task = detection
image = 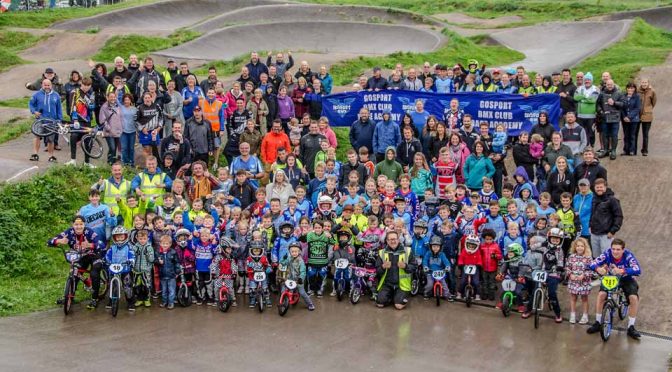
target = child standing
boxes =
[479,229,502,301]
[566,238,593,324]
[157,234,181,309]
[423,236,451,300]
[132,229,155,308]
[306,220,333,297]
[280,243,315,310]
[188,228,218,305]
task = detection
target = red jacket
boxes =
[479,242,502,272]
[246,255,270,280]
[458,248,483,267]
[219,257,236,276]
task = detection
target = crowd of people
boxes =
[36,50,653,340]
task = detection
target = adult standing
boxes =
[266,51,294,78]
[318,117,337,149]
[159,121,192,171]
[621,82,641,156]
[373,109,401,163]
[119,93,138,167]
[173,62,196,92]
[127,57,165,101]
[199,66,219,95]
[401,68,422,91]
[375,231,416,310]
[339,149,368,188]
[396,126,423,173]
[245,52,269,83]
[181,75,203,122]
[261,120,291,165]
[541,132,573,190]
[107,56,133,84]
[276,86,295,133]
[463,141,495,192]
[589,178,623,258]
[28,79,62,162]
[546,156,575,207]
[300,121,327,177]
[409,99,430,135]
[349,108,376,156]
[247,88,270,136]
[179,161,220,202]
[366,67,389,91]
[556,68,577,120]
[573,72,599,147]
[183,106,213,165]
[292,77,311,119]
[136,92,163,159]
[560,112,587,166]
[573,148,607,192]
[163,80,184,138]
[512,132,537,186]
[265,169,296,209]
[374,147,403,185]
[447,133,470,185]
[596,79,624,160]
[224,99,252,165]
[304,80,326,121]
[316,65,333,95]
[637,78,656,156]
[229,142,265,189]
[132,155,173,206]
[199,88,225,168]
[99,91,123,165]
[91,162,131,216]
[530,111,555,145]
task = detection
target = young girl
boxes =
[380,180,397,215]
[566,238,594,324]
[530,133,545,160]
[363,178,379,202]
[492,124,507,155]
[409,153,433,201]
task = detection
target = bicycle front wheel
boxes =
[31,119,59,137]
[110,279,120,317]
[63,276,75,315]
[533,289,543,329]
[81,135,104,159]
[601,302,614,342]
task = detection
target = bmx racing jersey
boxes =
[590,249,641,280]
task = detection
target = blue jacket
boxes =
[512,166,540,199]
[434,77,454,93]
[158,248,182,279]
[349,118,376,155]
[411,235,429,258]
[622,93,641,123]
[572,192,593,237]
[317,73,333,95]
[181,86,203,120]
[463,154,495,190]
[29,89,63,121]
[423,251,451,272]
[272,235,297,263]
[373,118,401,155]
[105,244,135,274]
[483,212,507,242]
[436,230,459,260]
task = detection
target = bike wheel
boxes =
[81,135,104,159]
[533,289,543,329]
[434,283,442,307]
[601,302,614,342]
[63,276,75,315]
[350,286,361,305]
[256,292,264,313]
[618,293,629,321]
[31,119,59,137]
[502,292,513,318]
[177,283,191,307]
[465,286,473,308]
[110,279,119,317]
[218,290,231,313]
[411,277,419,296]
[336,280,345,302]
[278,293,290,317]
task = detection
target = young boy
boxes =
[306,221,333,297]
[117,194,149,229]
[392,196,412,232]
[496,242,526,312]
[483,201,507,242]
[478,178,499,210]
[536,192,556,218]
[479,229,502,301]
[505,201,526,235]
[132,229,155,308]
[498,183,514,216]
[500,221,527,256]
[281,196,303,225]
[79,189,115,242]
[396,175,419,218]
[157,234,181,309]
[294,185,313,218]
[248,188,270,223]
[556,192,580,258]
[211,237,239,307]
[188,228,218,305]
[279,242,315,310]
[106,226,136,311]
[309,161,327,207]
[423,236,451,300]
[359,146,375,177]
[246,240,272,308]
[437,219,459,299]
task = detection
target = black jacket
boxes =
[396,138,423,168]
[512,142,537,183]
[589,188,623,235]
[557,80,577,114]
[159,135,192,170]
[573,160,607,192]
[375,246,416,287]
[530,122,555,145]
[339,161,368,188]
[230,181,256,210]
[545,170,575,206]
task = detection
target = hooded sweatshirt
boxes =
[373,146,403,184]
[512,166,540,199]
[373,112,401,155]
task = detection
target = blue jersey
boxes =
[590,249,641,280]
[296,198,313,219]
[105,244,135,274]
[423,251,451,272]
[78,203,115,241]
[272,236,298,263]
[188,240,218,272]
[411,235,430,259]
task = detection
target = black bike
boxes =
[31,118,104,159]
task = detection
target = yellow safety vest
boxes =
[377,247,412,291]
[519,86,536,95]
[103,178,130,214]
[476,84,497,92]
[139,172,166,206]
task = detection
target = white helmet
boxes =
[464,234,480,254]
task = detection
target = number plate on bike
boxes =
[253,271,266,282]
[335,259,349,269]
[601,275,619,291]
[532,270,547,283]
[354,267,367,277]
[502,279,517,292]
[285,280,297,290]
[109,263,124,274]
[66,252,80,262]
[432,270,445,280]
[464,265,477,275]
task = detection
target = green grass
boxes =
[0,97,31,109]
[0,166,124,316]
[0,0,157,28]
[301,0,672,27]
[329,28,524,85]
[0,117,32,145]
[0,30,50,72]
[92,28,201,61]
[574,18,672,86]
[334,127,351,162]
[192,54,249,77]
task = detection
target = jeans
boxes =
[106,137,119,164]
[622,121,638,154]
[120,132,136,166]
[161,278,176,305]
[600,121,619,152]
[591,234,613,258]
[70,131,91,163]
[307,265,328,292]
[639,122,651,154]
[577,118,595,147]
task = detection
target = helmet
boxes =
[288,242,301,252]
[318,195,333,210]
[468,59,478,67]
[111,225,129,246]
[249,240,265,259]
[464,234,480,254]
[336,228,352,242]
[429,236,442,247]
[506,243,523,261]
[425,196,440,218]
[414,220,428,232]
[547,228,564,248]
[175,228,191,247]
[279,221,294,236]
[219,236,237,250]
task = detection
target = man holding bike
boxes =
[586,239,642,339]
[48,215,106,309]
[28,78,63,163]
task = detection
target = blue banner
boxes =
[322,91,561,136]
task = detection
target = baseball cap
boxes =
[578,178,590,187]
[45,67,55,74]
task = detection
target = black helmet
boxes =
[425,196,440,217]
[429,236,442,247]
[249,240,265,259]
[279,221,294,235]
[336,228,352,241]
[219,236,237,249]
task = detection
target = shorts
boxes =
[600,278,638,298]
[37,133,56,144]
[214,131,222,148]
[377,283,409,306]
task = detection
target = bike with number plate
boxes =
[217,274,235,313]
[599,274,630,342]
[500,277,518,317]
[176,271,193,307]
[431,270,447,307]
[334,258,351,301]
[463,265,478,307]
[410,257,426,297]
[350,266,377,305]
[277,278,301,317]
[59,248,108,315]
[252,270,268,313]
[530,269,550,329]
[108,261,131,317]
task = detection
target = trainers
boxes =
[29,154,39,161]
[86,299,98,309]
[48,156,57,163]
[517,305,526,313]
[521,312,531,319]
[56,298,65,305]
[475,295,481,301]
[316,290,323,298]
[196,300,203,305]
[105,301,112,309]
[330,289,336,297]
[65,159,76,166]
[579,314,589,325]
[424,296,430,301]
[456,293,462,300]
[244,287,250,294]
[307,290,314,296]
[627,325,641,340]
[143,300,151,307]
[128,304,135,312]
[308,304,315,311]
[237,287,244,294]
[495,302,503,309]
[167,304,175,310]
[586,321,601,334]
[135,300,143,307]
[569,313,576,324]
[248,302,255,308]
[84,162,96,169]
[232,301,238,307]
[208,301,216,307]
[449,294,456,301]
[555,315,563,323]
[265,300,272,308]
[159,303,166,308]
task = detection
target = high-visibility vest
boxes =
[476,84,497,92]
[557,208,577,236]
[377,247,412,291]
[139,172,166,206]
[199,98,223,132]
[519,86,536,95]
[103,178,130,214]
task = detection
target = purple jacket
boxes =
[277,95,295,120]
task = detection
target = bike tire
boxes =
[218,290,231,313]
[465,286,473,308]
[256,292,264,313]
[601,302,614,342]
[618,293,629,321]
[63,276,75,315]
[411,277,419,296]
[177,283,191,307]
[502,292,513,317]
[278,293,290,317]
[533,289,543,329]
[81,135,104,159]
[350,286,361,305]
[336,280,345,302]
[110,279,119,317]
[31,119,59,138]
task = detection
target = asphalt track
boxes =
[598,5,672,31]
[156,22,444,61]
[0,296,669,371]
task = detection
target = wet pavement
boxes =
[0,295,669,371]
